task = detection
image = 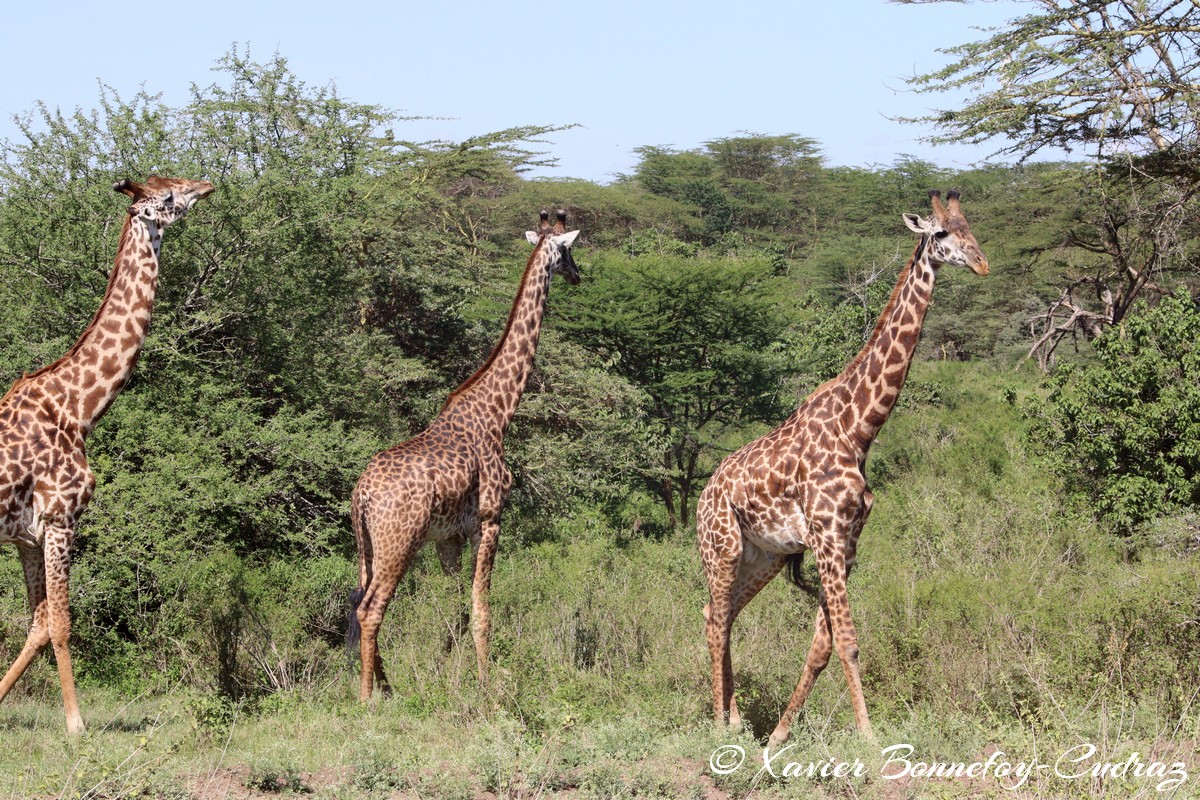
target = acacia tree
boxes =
[0,47,605,692]
[559,251,794,528]
[903,0,1200,368]
[630,134,826,247]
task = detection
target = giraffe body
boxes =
[697,191,988,745]
[349,211,579,701]
[0,177,214,734]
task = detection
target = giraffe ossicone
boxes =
[696,189,988,745]
[348,209,581,701]
[0,176,214,735]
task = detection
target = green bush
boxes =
[1028,291,1200,537]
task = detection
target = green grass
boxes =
[2,362,1199,798]
[1,687,1194,799]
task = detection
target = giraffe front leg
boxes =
[469,465,510,689]
[817,547,874,740]
[0,545,52,708]
[42,520,84,735]
[470,520,500,687]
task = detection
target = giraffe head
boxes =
[525,209,581,285]
[113,175,215,228]
[902,190,989,276]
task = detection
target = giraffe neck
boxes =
[838,237,935,453]
[45,212,162,434]
[442,242,554,437]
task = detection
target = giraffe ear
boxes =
[525,231,540,246]
[902,213,928,234]
[552,230,580,248]
[113,179,138,198]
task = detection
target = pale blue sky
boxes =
[0,0,1025,182]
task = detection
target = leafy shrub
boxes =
[1027,291,1200,537]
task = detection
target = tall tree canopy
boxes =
[904,0,1200,367]
[559,251,795,528]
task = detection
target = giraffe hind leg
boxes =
[725,544,787,729]
[347,491,370,660]
[699,501,739,727]
[699,494,787,730]
[771,544,873,746]
[354,506,429,702]
[0,545,52,707]
[703,588,734,725]
[355,574,397,701]
[346,586,366,660]
[703,546,788,730]
[1,532,84,735]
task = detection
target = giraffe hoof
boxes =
[767,729,790,750]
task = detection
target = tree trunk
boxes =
[661,449,678,529]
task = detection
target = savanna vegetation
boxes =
[2,2,1200,793]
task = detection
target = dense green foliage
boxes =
[559,250,794,526]
[1029,292,1200,536]
[0,47,1197,789]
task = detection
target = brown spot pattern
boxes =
[350,214,580,701]
[695,192,988,746]
[0,176,213,735]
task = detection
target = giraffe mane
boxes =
[835,237,921,381]
[443,234,548,405]
[0,213,142,406]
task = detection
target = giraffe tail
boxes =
[346,496,368,659]
[785,552,821,600]
[346,586,366,655]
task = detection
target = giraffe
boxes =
[348,210,580,700]
[696,190,988,745]
[0,176,214,734]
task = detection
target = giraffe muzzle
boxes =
[561,249,580,285]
